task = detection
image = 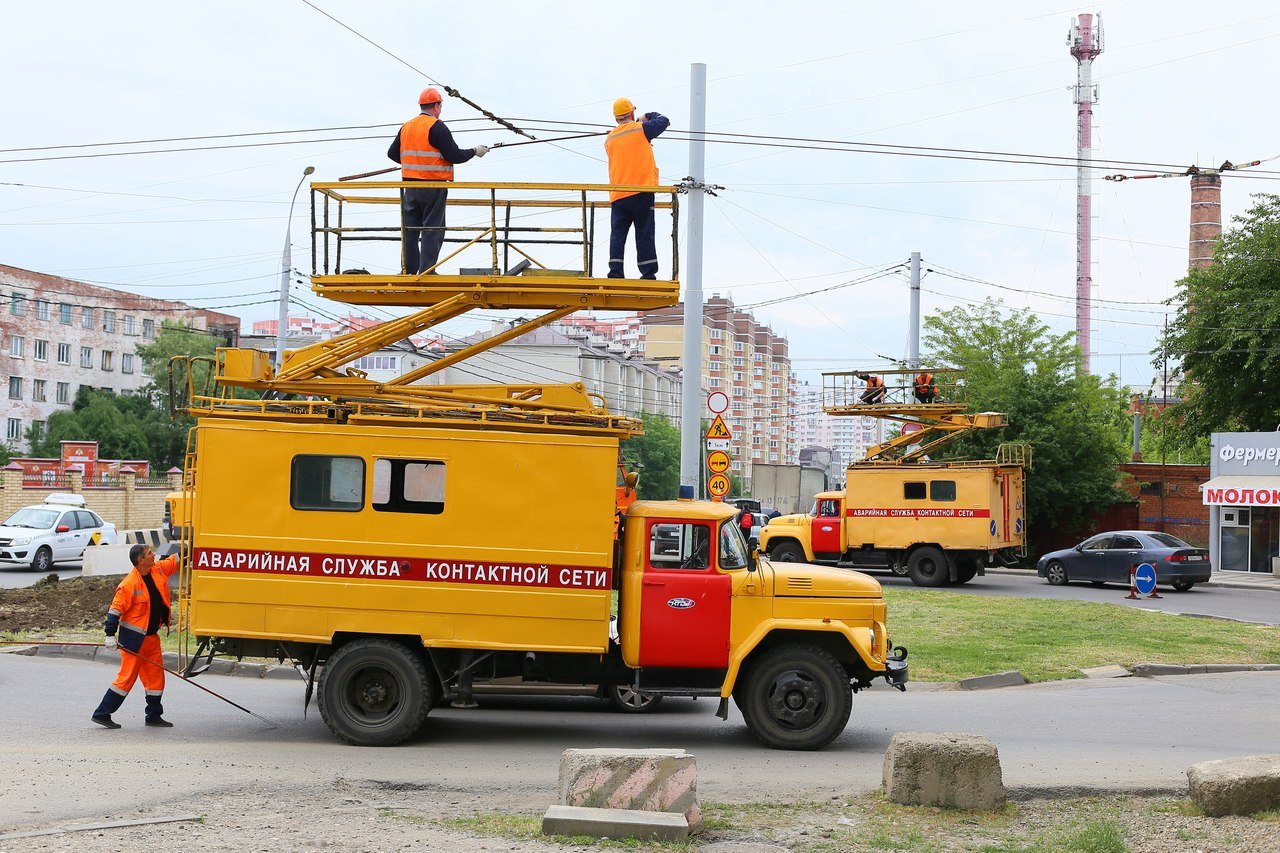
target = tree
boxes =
[1161,193,1280,438]
[28,387,150,461]
[923,299,1131,555]
[627,412,681,500]
[136,321,220,415]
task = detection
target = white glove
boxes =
[472,145,489,158]
[104,636,117,650]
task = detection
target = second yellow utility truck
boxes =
[171,180,907,750]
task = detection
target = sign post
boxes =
[705,394,732,501]
[1128,562,1162,600]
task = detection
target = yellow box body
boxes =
[188,418,619,654]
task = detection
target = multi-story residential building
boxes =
[794,379,883,485]
[1,264,239,452]
[564,295,794,487]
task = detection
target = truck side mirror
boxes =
[748,548,759,572]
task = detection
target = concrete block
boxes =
[541,805,688,842]
[883,732,1006,810]
[1132,663,1189,677]
[264,665,301,680]
[558,748,701,829]
[232,663,267,678]
[1189,754,1280,816]
[957,670,1026,690]
[54,644,99,661]
[81,544,133,576]
[1079,665,1131,679]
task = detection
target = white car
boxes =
[0,494,117,572]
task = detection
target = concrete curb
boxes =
[1132,663,1280,677]
[957,670,1026,690]
[985,566,1280,594]
[2,644,295,679]
[542,805,689,842]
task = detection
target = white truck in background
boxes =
[750,463,829,516]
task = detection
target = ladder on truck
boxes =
[822,368,1022,464]
[171,180,682,439]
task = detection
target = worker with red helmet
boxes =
[91,544,180,729]
[605,97,669,280]
[387,87,490,274]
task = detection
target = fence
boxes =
[1,466,182,531]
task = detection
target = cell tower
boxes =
[1069,12,1103,371]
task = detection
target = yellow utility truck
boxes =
[760,370,1028,586]
[171,181,907,750]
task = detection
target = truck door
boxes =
[639,520,731,668]
[810,497,843,555]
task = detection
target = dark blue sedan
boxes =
[1036,530,1212,592]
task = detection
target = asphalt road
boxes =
[0,561,83,587]
[3,653,1280,833]
[877,569,1280,625]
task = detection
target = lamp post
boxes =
[276,166,315,370]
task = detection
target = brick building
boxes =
[2,264,239,452]
[1116,462,1209,547]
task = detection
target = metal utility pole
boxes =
[679,63,707,499]
[1069,12,1103,372]
[276,165,315,370]
[907,252,921,369]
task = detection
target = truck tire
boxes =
[770,542,806,564]
[606,685,664,713]
[954,556,980,585]
[318,638,432,746]
[907,546,950,587]
[739,643,852,751]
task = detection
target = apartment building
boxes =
[1,264,239,451]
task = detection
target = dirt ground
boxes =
[0,575,116,633]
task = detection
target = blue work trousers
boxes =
[608,193,658,279]
[401,186,448,274]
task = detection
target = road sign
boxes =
[706,415,732,440]
[707,450,731,474]
[707,473,731,497]
[1133,563,1157,596]
[705,438,731,452]
[707,391,729,415]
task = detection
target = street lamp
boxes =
[275,166,316,370]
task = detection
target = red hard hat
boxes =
[419,87,443,106]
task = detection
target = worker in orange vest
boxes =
[913,371,938,403]
[604,97,669,280]
[91,544,180,728]
[857,373,886,404]
[387,87,489,274]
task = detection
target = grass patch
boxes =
[884,588,1280,682]
[1147,798,1203,817]
[1253,809,1280,823]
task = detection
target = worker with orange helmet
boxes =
[91,544,180,729]
[387,87,490,274]
[604,97,669,280]
[913,371,938,403]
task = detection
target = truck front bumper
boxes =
[885,645,908,691]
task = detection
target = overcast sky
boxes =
[3,0,1278,392]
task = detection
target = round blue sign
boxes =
[1133,563,1157,596]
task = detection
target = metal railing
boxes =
[822,368,967,414]
[309,181,680,280]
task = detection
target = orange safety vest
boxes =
[866,375,883,388]
[399,115,454,181]
[605,121,658,202]
[108,555,179,645]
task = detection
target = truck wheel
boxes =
[907,547,950,587]
[739,643,852,751]
[606,685,664,713]
[318,638,432,746]
[770,542,806,564]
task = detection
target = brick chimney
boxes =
[1189,171,1222,269]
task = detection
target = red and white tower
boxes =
[1070,12,1104,371]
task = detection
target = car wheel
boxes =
[770,542,806,563]
[31,546,53,573]
[739,643,852,751]
[906,546,950,587]
[1171,579,1195,592]
[318,638,431,746]
[606,685,664,713]
[1044,560,1068,586]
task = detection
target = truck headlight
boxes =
[869,628,877,656]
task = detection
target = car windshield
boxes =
[719,520,751,569]
[3,508,59,529]
[1147,532,1192,549]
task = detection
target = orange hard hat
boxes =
[613,97,636,117]
[419,87,443,106]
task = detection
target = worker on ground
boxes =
[91,544,180,729]
[604,98,669,280]
[387,87,489,275]
[913,371,938,403]
[857,373,886,404]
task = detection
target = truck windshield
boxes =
[719,520,750,569]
